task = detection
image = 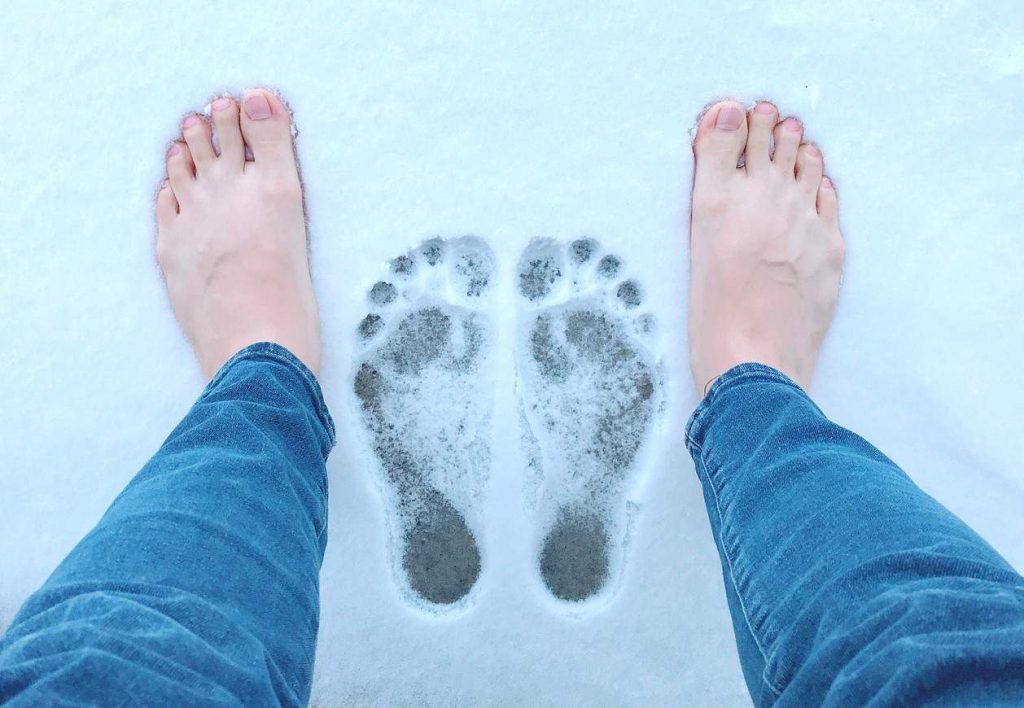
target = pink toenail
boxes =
[212,97,232,111]
[805,144,821,157]
[715,106,744,131]
[243,93,272,120]
[784,117,802,131]
[822,176,834,189]
[755,102,775,114]
[167,143,181,156]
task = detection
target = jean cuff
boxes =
[685,362,808,452]
[200,342,336,450]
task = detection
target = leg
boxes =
[687,364,1024,704]
[688,100,1024,704]
[0,345,333,706]
[0,90,331,706]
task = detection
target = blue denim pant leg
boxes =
[686,363,1024,706]
[0,343,334,707]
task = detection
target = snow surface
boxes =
[2,1,1023,705]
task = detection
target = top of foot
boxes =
[688,100,845,394]
[155,88,320,379]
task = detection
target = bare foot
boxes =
[156,89,320,379]
[688,100,845,395]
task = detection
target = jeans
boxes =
[0,344,334,706]
[0,349,1022,705]
[687,363,1024,705]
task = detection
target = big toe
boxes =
[692,100,748,185]
[240,88,296,166]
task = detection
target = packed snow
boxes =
[1,2,1022,705]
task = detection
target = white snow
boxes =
[1,1,1022,705]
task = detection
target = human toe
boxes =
[692,100,749,184]
[181,114,216,170]
[772,117,803,174]
[239,88,296,166]
[796,143,824,194]
[156,180,177,224]
[745,101,777,173]
[165,141,194,198]
[211,96,245,168]
[816,176,839,222]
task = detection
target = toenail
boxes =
[755,102,775,114]
[167,143,181,156]
[784,117,802,132]
[715,106,744,131]
[822,176,834,189]
[183,115,201,129]
[212,97,232,111]
[805,144,821,157]
[243,93,272,120]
